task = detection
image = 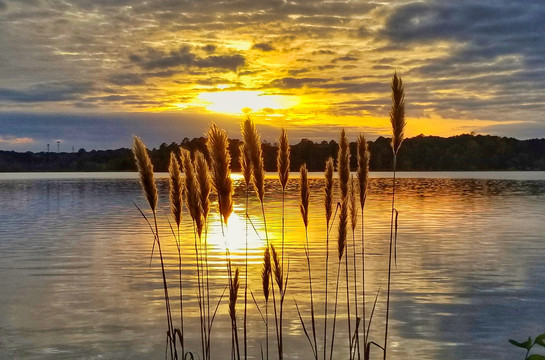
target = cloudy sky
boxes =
[1,0,544,151]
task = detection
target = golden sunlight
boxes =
[207,211,265,253]
[198,90,300,115]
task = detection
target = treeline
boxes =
[1,134,545,172]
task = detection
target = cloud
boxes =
[268,77,328,89]
[131,45,245,72]
[0,135,34,145]
[108,73,146,86]
[252,42,275,52]
[0,81,95,103]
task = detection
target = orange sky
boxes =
[0,1,544,150]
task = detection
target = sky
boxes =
[1,0,544,152]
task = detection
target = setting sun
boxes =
[197,90,300,115]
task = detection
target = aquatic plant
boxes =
[509,334,545,360]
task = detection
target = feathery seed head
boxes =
[357,134,370,208]
[168,152,183,227]
[181,148,204,237]
[277,128,290,190]
[239,143,251,186]
[194,151,211,220]
[299,163,310,228]
[242,117,265,203]
[262,247,271,301]
[206,124,234,224]
[132,136,158,212]
[229,266,240,320]
[337,129,350,200]
[390,72,406,156]
[270,244,283,293]
[324,157,334,225]
[338,200,348,260]
[349,176,358,231]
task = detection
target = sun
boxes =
[197,90,299,115]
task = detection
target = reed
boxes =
[206,124,234,226]
[133,136,157,212]
[239,142,251,360]
[298,163,317,358]
[384,72,406,360]
[169,152,185,358]
[262,247,272,360]
[330,129,351,360]
[242,117,265,205]
[195,150,212,359]
[349,175,360,360]
[181,149,204,237]
[270,243,288,360]
[180,148,207,358]
[357,134,370,360]
[323,157,334,360]
[277,128,290,360]
[228,262,241,360]
[133,136,176,359]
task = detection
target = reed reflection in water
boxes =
[0,173,544,359]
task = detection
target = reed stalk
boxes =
[277,128,290,360]
[169,152,185,358]
[239,143,251,360]
[384,72,406,360]
[349,176,360,360]
[357,134,370,360]
[262,247,272,360]
[133,136,176,359]
[195,150,212,359]
[299,164,318,358]
[323,157,334,360]
[228,260,241,360]
[181,148,207,359]
[242,117,279,358]
[331,129,350,360]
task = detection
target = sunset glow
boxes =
[1,1,544,151]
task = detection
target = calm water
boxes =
[1,172,544,360]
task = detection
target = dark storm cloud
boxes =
[131,45,245,72]
[0,82,95,103]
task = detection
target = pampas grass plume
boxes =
[206,124,234,224]
[270,244,283,293]
[169,151,183,227]
[277,128,290,190]
[262,247,271,301]
[242,117,265,203]
[349,176,358,231]
[357,134,370,208]
[239,143,251,186]
[300,163,309,228]
[132,136,157,211]
[337,129,350,200]
[390,72,406,156]
[194,151,211,220]
[181,148,204,237]
[324,157,334,225]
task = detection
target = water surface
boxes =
[0,172,544,359]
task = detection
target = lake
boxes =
[1,172,544,360]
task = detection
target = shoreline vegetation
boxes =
[2,134,545,172]
[132,73,406,360]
